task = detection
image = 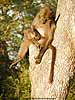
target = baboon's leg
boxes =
[35,38,48,64]
[48,44,56,84]
[10,39,30,68]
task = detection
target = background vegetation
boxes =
[0,0,75,100]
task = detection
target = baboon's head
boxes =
[34,6,55,24]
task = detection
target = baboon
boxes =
[10,6,60,84]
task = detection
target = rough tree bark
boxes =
[29,0,75,100]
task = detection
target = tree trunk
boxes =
[29,0,75,99]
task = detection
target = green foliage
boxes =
[66,73,75,100]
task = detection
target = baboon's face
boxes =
[36,7,52,24]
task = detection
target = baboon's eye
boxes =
[43,19,47,24]
[49,21,52,27]
[39,15,41,18]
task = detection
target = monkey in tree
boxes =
[31,6,60,83]
[31,6,57,64]
[10,6,52,67]
[10,6,60,84]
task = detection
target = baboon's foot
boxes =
[48,75,53,84]
[35,57,42,64]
